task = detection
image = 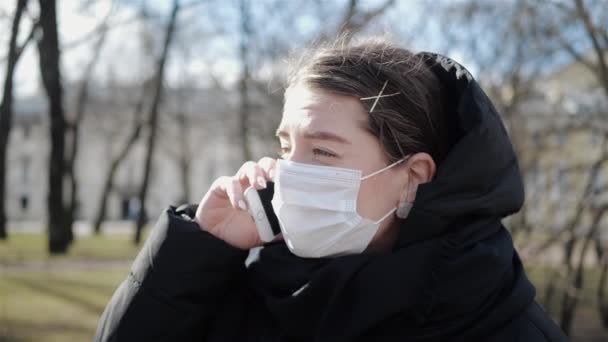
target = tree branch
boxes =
[523,133,608,258]
[574,0,608,97]
[338,0,395,37]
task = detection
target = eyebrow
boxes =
[275,128,352,145]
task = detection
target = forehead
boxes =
[280,85,367,130]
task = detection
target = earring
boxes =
[396,201,413,219]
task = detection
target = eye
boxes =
[313,148,336,158]
[277,146,291,158]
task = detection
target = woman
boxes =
[95,38,567,341]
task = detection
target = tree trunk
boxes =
[176,110,191,204]
[134,0,180,244]
[93,94,145,235]
[0,0,30,240]
[559,207,606,335]
[37,0,70,254]
[542,266,561,316]
[595,238,608,328]
[238,0,252,163]
[179,156,191,204]
[65,22,108,234]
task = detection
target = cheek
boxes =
[356,174,401,220]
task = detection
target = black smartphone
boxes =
[243,181,281,242]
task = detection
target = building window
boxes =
[121,197,130,220]
[121,197,140,221]
[20,194,29,211]
[21,156,30,185]
[23,124,31,139]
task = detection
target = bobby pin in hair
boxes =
[360,80,400,113]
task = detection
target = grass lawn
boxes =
[0,233,143,265]
[1,267,129,342]
[0,233,141,341]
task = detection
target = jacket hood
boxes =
[247,52,534,342]
[397,52,525,247]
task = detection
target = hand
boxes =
[194,157,277,250]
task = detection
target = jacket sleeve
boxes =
[94,204,248,342]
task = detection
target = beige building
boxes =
[5,84,267,232]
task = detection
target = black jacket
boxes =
[95,54,568,341]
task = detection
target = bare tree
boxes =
[0,0,36,240]
[237,0,253,162]
[65,14,110,235]
[569,0,607,97]
[556,136,608,335]
[37,0,70,253]
[337,0,396,38]
[429,0,608,337]
[93,86,147,235]
[92,4,156,235]
[533,0,608,98]
[134,0,181,244]
[521,1,607,335]
[561,204,608,334]
[163,82,196,205]
[596,236,608,327]
[175,110,193,204]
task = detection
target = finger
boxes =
[237,161,266,190]
[258,157,277,181]
[228,176,247,211]
[247,163,267,190]
[236,161,257,187]
[211,176,231,200]
[219,176,247,211]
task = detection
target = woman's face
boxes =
[276,84,409,251]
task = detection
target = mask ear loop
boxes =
[361,158,406,180]
[373,207,398,225]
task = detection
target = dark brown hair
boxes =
[286,37,450,166]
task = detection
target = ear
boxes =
[398,152,436,204]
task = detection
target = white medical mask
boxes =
[271,158,407,258]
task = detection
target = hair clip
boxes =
[360,80,401,113]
